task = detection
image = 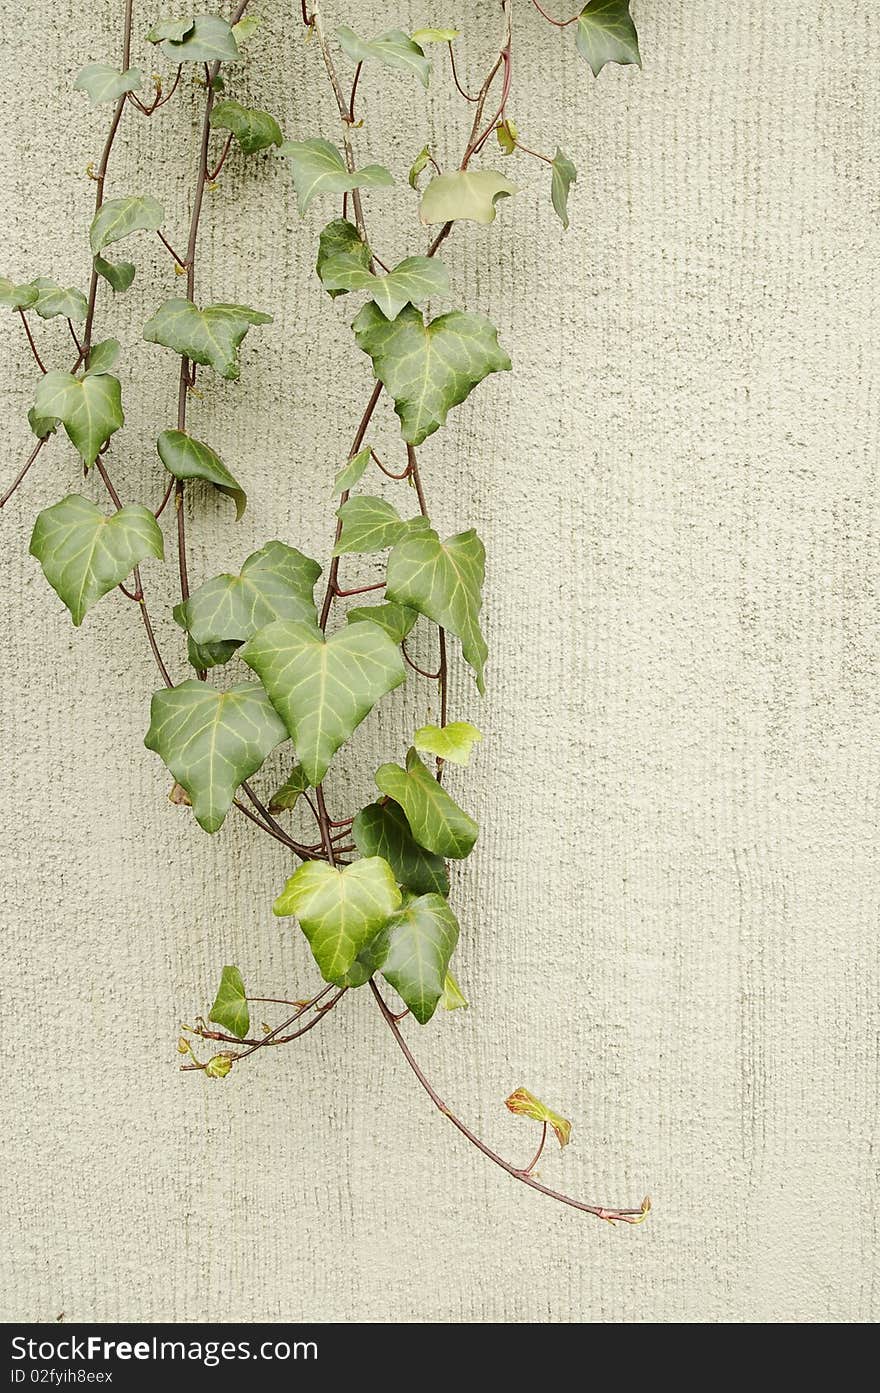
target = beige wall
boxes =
[1,0,877,1324]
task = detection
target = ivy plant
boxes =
[2,0,651,1228]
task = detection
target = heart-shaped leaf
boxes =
[550,147,577,228]
[333,496,429,556]
[361,892,459,1023]
[316,218,371,298]
[74,63,143,104]
[0,278,39,310]
[241,620,407,785]
[574,0,641,77]
[353,799,449,896]
[209,965,249,1039]
[157,429,246,519]
[84,338,120,376]
[33,369,124,467]
[346,601,418,644]
[149,15,241,63]
[273,857,401,983]
[94,255,135,293]
[89,194,164,256]
[143,298,272,379]
[319,252,450,322]
[419,169,517,225]
[504,1087,572,1149]
[144,680,287,833]
[337,27,431,88]
[279,138,394,215]
[209,99,283,154]
[413,721,482,766]
[386,526,487,691]
[28,278,88,321]
[374,749,478,859]
[30,494,163,626]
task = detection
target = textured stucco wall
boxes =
[1,0,877,1324]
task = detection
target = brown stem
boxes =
[530,0,580,26]
[157,229,187,267]
[0,439,45,508]
[311,9,368,245]
[233,984,340,1061]
[448,41,480,102]
[318,379,383,629]
[521,1122,548,1175]
[206,130,234,182]
[18,309,46,372]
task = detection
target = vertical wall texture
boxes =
[1,1,877,1323]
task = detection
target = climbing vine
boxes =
[2,0,650,1225]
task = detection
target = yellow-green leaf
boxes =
[273,857,401,983]
[209,965,249,1039]
[441,970,468,1011]
[419,169,517,225]
[413,721,482,766]
[504,1087,572,1148]
[374,748,478,860]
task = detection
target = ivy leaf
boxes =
[186,636,239,671]
[84,338,120,376]
[411,28,459,44]
[157,429,246,520]
[209,99,283,155]
[496,117,518,156]
[413,721,482,766]
[419,169,517,225]
[337,27,431,88]
[28,405,57,441]
[241,620,406,786]
[374,749,478,859]
[574,0,641,77]
[33,370,123,467]
[353,303,511,447]
[150,15,241,63]
[144,680,286,834]
[333,445,371,494]
[362,892,459,1024]
[173,540,321,661]
[386,526,487,691]
[74,63,143,104]
[550,147,577,229]
[268,763,310,814]
[353,799,449,896]
[316,218,370,298]
[346,602,418,644]
[504,1087,572,1149]
[209,965,249,1039]
[143,298,272,380]
[0,278,39,310]
[273,857,401,984]
[441,970,468,1010]
[231,15,260,44]
[89,194,164,256]
[320,253,450,322]
[94,255,135,293]
[29,494,163,626]
[146,18,192,42]
[408,145,431,190]
[28,278,88,322]
[332,496,429,556]
[279,138,394,216]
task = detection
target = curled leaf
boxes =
[504,1087,572,1149]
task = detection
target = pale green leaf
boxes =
[413,720,481,765]
[150,15,241,63]
[157,428,246,520]
[353,799,449,896]
[575,0,641,77]
[551,147,577,229]
[352,303,510,446]
[316,218,371,298]
[0,278,38,310]
[504,1086,572,1148]
[273,857,401,983]
[209,965,249,1039]
[28,278,88,321]
[146,18,192,42]
[333,445,371,494]
[386,526,487,691]
[332,496,429,556]
[441,969,468,1010]
[33,369,123,467]
[74,63,143,104]
[205,1053,234,1077]
[419,169,517,225]
[361,892,459,1023]
[84,338,120,376]
[408,145,431,189]
[374,748,478,859]
[319,252,450,322]
[337,27,431,88]
[231,15,260,43]
[242,620,406,785]
[209,98,282,154]
[143,298,272,379]
[94,255,135,293]
[411,28,459,43]
[346,602,418,643]
[268,763,310,812]
[29,494,163,626]
[279,138,394,216]
[496,117,518,156]
[89,194,164,256]
[144,680,286,833]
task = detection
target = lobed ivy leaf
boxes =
[29,494,163,626]
[146,18,192,42]
[419,169,517,225]
[143,298,272,379]
[316,218,370,298]
[157,429,247,519]
[411,28,459,44]
[386,526,487,691]
[346,601,418,644]
[0,278,39,310]
[28,278,88,322]
[144,680,287,833]
[319,252,450,322]
[374,749,478,859]
[74,63,143,104]
[209,99,283,155]
[361,892,459,1023]
[94,255,135,293]
[241,619,406,786]
[441,970,468,1011]
[83,339,120,377]
[279,138,394,216]
[574,0,641,77]
[353,303,511,447]
[89,194,164,256]
[273,857,401,984]
[209,965,249,1039]
[353,799,449,896]
[333,445,372,494]
[504,1087,572,1149]
[550,147,577,229]
[332,496,429,556]
[413,721,482,766]
[268,763,310,814]
[337,27,431,88]
[149,15,241,63]
[33,369,123,467]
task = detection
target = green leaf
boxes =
[231,15,260,43]
[333,445,371,494]
[89,194,164,256]
[413,721,482,766]
[205,1053,234,1078]
[441,970,468,1010]
[386,526,487,691]
[352,799,449,896]
[157,428,246,520]
[316,218,371,299]
[320,253,450,322]
[419,169,517,225]
[94,255,135,293]
[209,965,249,1039]
[346,602,418,643]
[273,857,401,983]
[242,620,406,785]
[550,147,577,229]
[173,540,321,661]
[279,138,394,216]
[374,748,478,859]
[268,763,310,813]
[574,0,641,77]
[209,99,282,154]
[496,117,518,156]
[337,27,431,87]
[84,338,120,376]
[28,278,88,322]
[186,636,239,671]
[144,680,286,834]
[408,145,431,190]
[28,405,57,441]
[33,370,123,467]
[504,1087,572,1148]
[143,298,272,379]
[332,496,429,556]
[146,18,192,42]
[411,28,459,43]
[361,892,459,1023]
[29,494,163,626]
[150,15,241,63]
[74,63,142,104]
[353,303,511,447]
[0,277,39,310]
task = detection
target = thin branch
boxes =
[17,309,46,372]
[448,41,480,102]
[521,1122,548,1175]
[530,0,581,26]
[333,578,385,598]
[401,640,441,680]
[156,229,187,267]
[154,475,175,519]
[371,448,410,481]
[206,130,234,182]
[0,439,45,509]
[66,317,84,355]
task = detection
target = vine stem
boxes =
[17,310,46,372]
[310,8,368,246]
[0,439,45,509]
[530,0,581,25]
